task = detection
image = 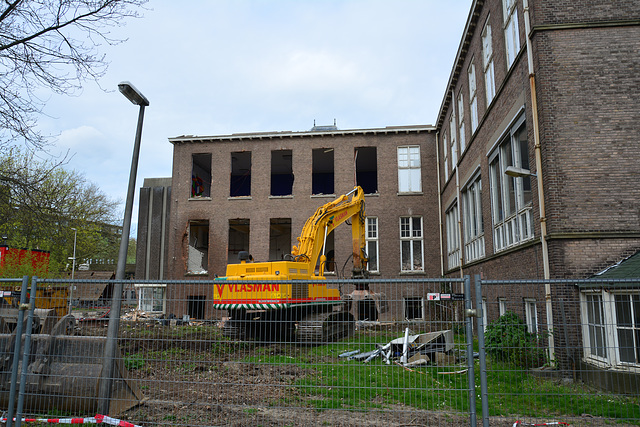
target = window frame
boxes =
[443,132,449,178]
[462,174,485,262]
[503,0,520,68]
[365,216,379,273]
[489,113,533,252]
[445,202,461,269]
[449,115,457,168]
[458,91,466,154]
[468,60,479,133]
[482,18,496,106]
[524,298,538,335]
[397,145,422,194]
[399,216,424,273]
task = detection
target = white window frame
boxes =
[449,115,457,169]
[499,298,507,316]
[458,91,466,153]
[404,296,425,320]
[489,114,533,252]
[580,290,640,369]
[482,18,496,106]
[445,202,461,269]
[524,298,538,334]
[503,0,520,68]
[443,132,449,178]
[136,283,166,314]
[397,145,422,193]
[482,298,488,331]
[462,174,485,262]
[399,216,424,272]
[365,216,379,273]
[468,61,479,133]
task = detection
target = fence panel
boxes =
[1,277,474,426]
[477,277,640,426]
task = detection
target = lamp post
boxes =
[68,227,77,313]
[98,82,149,415]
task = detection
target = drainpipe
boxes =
[435,131,445,277]
[523,0,555,362]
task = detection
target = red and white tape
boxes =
[1,414,141,426]
[513,422,570,426]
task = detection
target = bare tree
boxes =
[0,0,147,149]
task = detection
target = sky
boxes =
[34,0,471,234]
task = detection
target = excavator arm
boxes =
[291,186,367,277]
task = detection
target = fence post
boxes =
[474,274,489,427]
[6,276,29,427]
[464,275,477,427]
[14,276,38,427]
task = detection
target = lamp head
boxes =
[118,81,149,106]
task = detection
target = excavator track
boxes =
[296,310,355,344]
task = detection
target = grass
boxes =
[239,330,640,423]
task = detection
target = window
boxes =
[188,221,208,274]
[405,297,424,320]
[524,299,538,334]
[137,285,166,313]
[445,203,460,269]
[443,132,449,178]
[462,176,485,262]
[355,147,377,194]
[482,19,496,106]
[584,293,607,360]
[230,151,251,197]
[499,298,507,316]
[581,290,640,368]
[458,92,466,153]
[191,153,211,198]
[397,146,422,193]
[482,298,488,331]
[227,219,250,264]
[269,218,291,261]
[449,115,457,168]
[312,148,334,195]
[365,217,379,273]
[468,61,479,133]
[400,216,424,272]
[271,150,293,196]
[489,115,533,252]
[503,0,520,68]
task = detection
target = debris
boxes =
[338,349,360,358]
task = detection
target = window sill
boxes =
[311,194,336,198]
[227,196,252,201]
[185,271,209,276]
[399,270,426,275]
[397,191,423,196]
[188,196,212,201]
[269,195,293,199]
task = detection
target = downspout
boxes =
[523,0,555,362]
[435,131,445,277]
[452,90,464,282]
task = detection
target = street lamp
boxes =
[99,82,149,414]
[68,227,77,313]
[504,165,537,178]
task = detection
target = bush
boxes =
[484,311,547,368]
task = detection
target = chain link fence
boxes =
[1,276,639,426]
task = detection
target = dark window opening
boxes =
[269,218,291,260]
[312,148,334,195]
[271,150,294,196]
[230,151,251,197]
[228,219,250,264]
[315,231,335,273]
[355,147,377,194]
[191,153,211,197]
[188,221,209,274]
[357,299,379,321]
[187,295,206,320]
[405,297,423,320]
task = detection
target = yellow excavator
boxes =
[215,186,379,342]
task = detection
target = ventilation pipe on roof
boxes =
[523,0,554,362]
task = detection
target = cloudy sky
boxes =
[35,0,471,233]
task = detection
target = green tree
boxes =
[0,149,119,275]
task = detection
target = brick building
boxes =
[141,0,639,371]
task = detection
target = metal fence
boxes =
[1,276,639,426]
